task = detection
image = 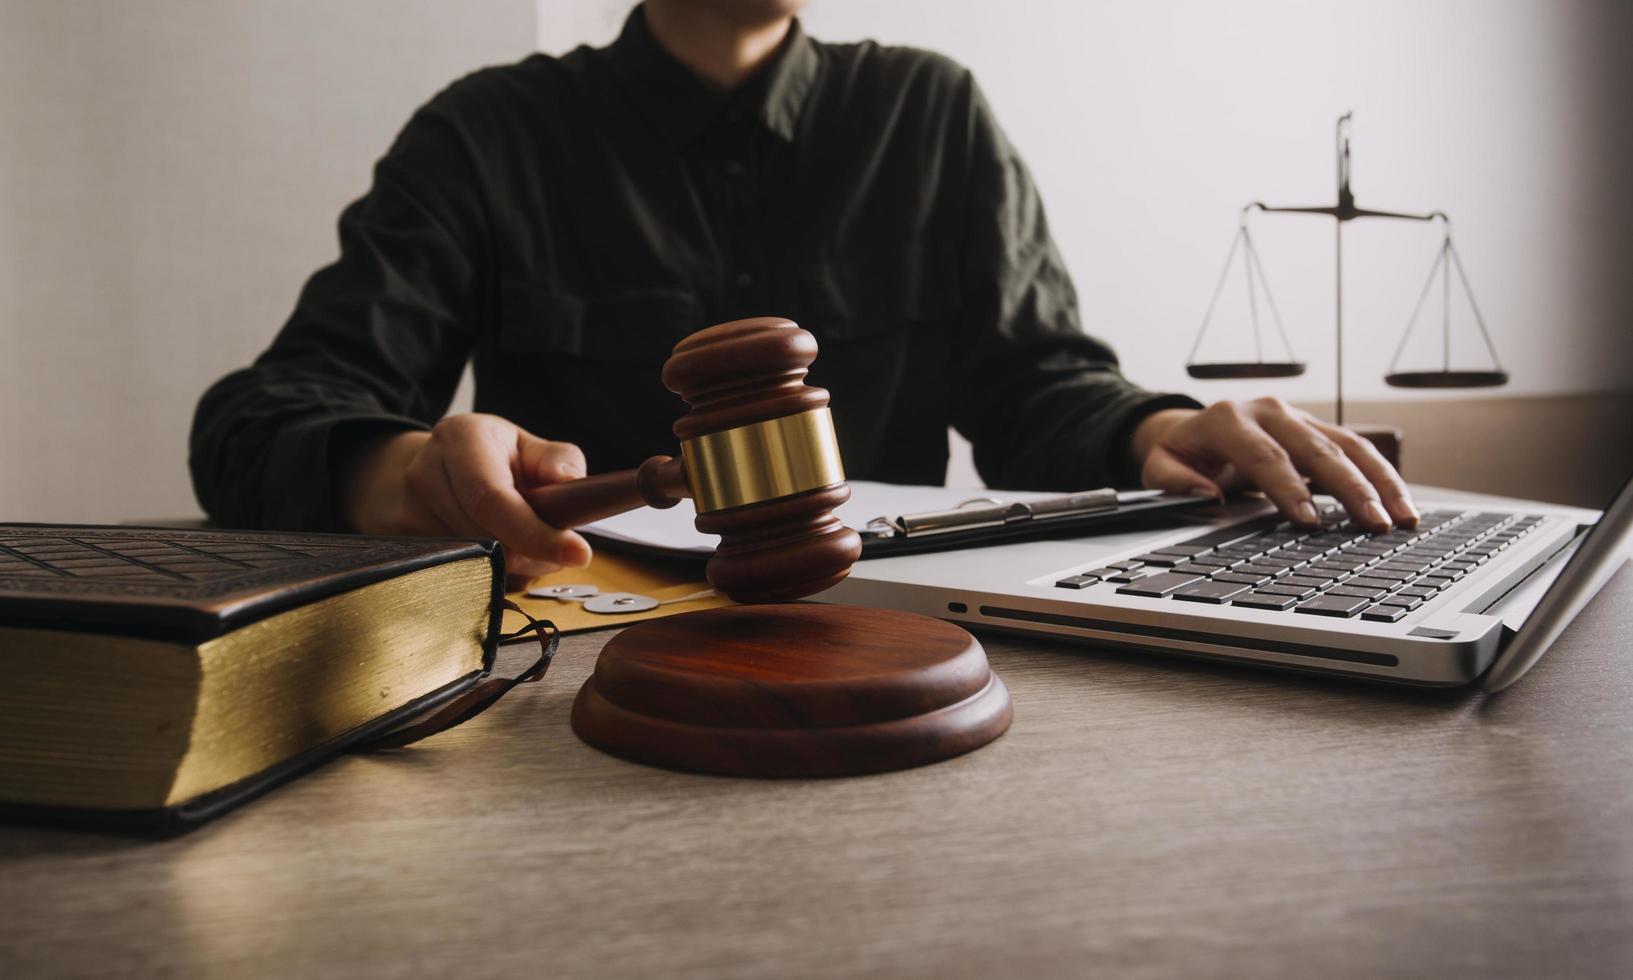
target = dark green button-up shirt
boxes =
[190,6,1198,531]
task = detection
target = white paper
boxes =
[579,480,1089,557]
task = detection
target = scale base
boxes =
[570,604,1012,778]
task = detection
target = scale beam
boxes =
[1248,202,1445,224]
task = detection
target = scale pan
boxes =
[1187,362,1307,380]
[1385,370,1509,389]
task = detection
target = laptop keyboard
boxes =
[1055,505,1545,621]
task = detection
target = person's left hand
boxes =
[1130,398,1418,532]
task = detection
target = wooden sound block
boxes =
[570,604,1012,778]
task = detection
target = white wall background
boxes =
[2,1,1628,521]
[0,0,533,522]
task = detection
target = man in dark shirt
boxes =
[191,0,1416,580]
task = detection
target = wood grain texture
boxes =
[3,488,1630,979]
[521,455,689,531]
[571,605,1012,776]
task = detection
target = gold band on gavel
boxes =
[680,408,846,513]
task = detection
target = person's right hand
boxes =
[339,413,592,582]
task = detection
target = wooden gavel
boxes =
[522,317,863,604]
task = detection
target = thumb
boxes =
[1141,445,1223,501]
[517,431,587,487]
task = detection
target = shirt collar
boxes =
[605,5,820,147]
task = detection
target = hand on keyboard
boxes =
[1129,399,1419,532]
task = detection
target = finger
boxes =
[405,441,489,538]
[442,430,593,567]
[1310,421,1419,528]
[1188,404,1322,527]
[517,433,587,487]
[1255,407,1391,532]
[1141,445,1223,500]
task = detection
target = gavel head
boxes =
[662,317,863,604]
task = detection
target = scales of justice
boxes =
[1185,113,1509,431]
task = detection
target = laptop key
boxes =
[1320,556,1369,569]
[1105,569,1151,583]
[1373,562,1428,576]
[1282,545,1331,559]
[1258,556,1305,569]
[1346,576,1400,591]
[1133,553,1181,566]
[1294,594,1370,617]
[1280,575,1330,590]
[1260,582,1317,599]
[1172,580,1252,604]
[1155,544,1216,557]
[1305,563,1357,578]
[1235,563,1291,578]
[1212,570,1272,587]
[1170,562,1217,576]
[1055,574,1099,589]
[1378,594,1424,610]
[1115,572,1203,597]
[1233,592,1299,611]
[1360,604,1409,623]
[1329,584,1387,600]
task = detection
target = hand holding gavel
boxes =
[340,318,862,603]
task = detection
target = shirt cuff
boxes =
[1104,392,1204,488]
[263,413,430,532]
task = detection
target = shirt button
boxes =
[724,160,746,179]
[734,271,755,288]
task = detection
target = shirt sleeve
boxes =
[189,87,489,531]
[946,72,1200,491]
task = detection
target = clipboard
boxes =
[579,483,1217,563]
[855,490,1214,558]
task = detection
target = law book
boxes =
[0,523,511,834]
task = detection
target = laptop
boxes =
[816,471,1632,690]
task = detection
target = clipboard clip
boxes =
[863,488,1123,539]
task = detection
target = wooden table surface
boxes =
[4,494,1632,978]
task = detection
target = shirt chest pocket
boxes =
[797,243,959,342]
[498,278,704,362]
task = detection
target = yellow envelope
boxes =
[502,548,730,635]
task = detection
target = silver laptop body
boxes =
[816,474,1631,689]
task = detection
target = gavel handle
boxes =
[522,455,691,529]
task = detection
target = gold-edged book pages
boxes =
[0,558,492,811]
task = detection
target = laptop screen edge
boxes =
[1482,469,1633,692]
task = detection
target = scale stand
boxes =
[1186,113,1509,426]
